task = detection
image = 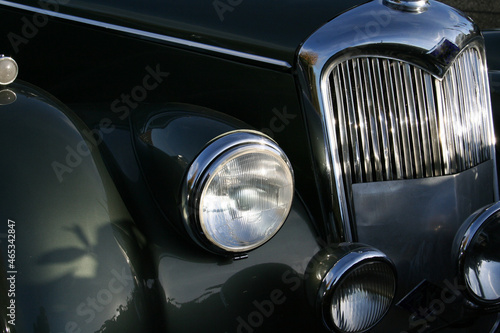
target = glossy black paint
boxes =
[0,1,499,332]
[0,82,159,332]
[484,31,500,184]
[8,0,369,65]
[132,105,248,240]
[0,3,335,331]
[92,101,327,331]
[0,4,327,232]
[485,31,500,71]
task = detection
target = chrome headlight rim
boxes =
[456,201,500,306]
[315,244,397,333]
[181,130,294,255]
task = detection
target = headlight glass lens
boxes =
[330,261,396,333]
[200,147,293,252]
[464,212,500,302]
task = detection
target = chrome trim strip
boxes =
[404,63,423,178]
[364,59,382,181]
[353,60,371,182]
[384,59,403,180]
[373,59,392,181]
[424,73,443,176]
[415,69,432,177]
[342,62,363,183]
[394,62,414,179]
[333,67,354,185]
[0,0,291,69]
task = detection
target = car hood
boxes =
[9,0,369,66]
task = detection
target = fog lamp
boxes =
[455,201,500,305]
[0,56,18,85]
[306,244,396,333]
[182,131,294,254]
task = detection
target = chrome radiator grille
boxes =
[326,47,494,184]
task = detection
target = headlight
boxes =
[181,131,294,254]
[306,244,396,333]
[455,201,500,305]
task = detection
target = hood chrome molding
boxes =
[297,0,494,243]
[0,0,291,69]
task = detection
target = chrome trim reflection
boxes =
[326,47,494,184]
[0,1,291,69]
[307,244,396,333]
[298,0,496,242]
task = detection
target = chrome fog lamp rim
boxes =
[456,201,500,305]
[315,245,396,333]
[181,130,294,254]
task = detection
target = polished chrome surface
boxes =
[181,130,294,254]
[315,244,396,333]
[455,201,500,304]
[383,0,430,12]
[355,161,495,285]
[0,1,291,69]
[330,262,395,333]
[0,56,18,85]
[354,160,496,331]
[326,47,494,184]
[298,0,496,243]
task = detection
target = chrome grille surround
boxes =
[298,0,497,243]
[324,47,494,185]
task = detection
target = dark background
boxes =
[439,0,500,30]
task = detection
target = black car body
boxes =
[0,0,499,332]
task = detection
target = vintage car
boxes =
[0,0,499,332]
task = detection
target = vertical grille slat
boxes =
[403,63,424,178]
[442,71,457,172]
[341,62,363,183]
[460,61,472,168]
[326,47,494,184]
[464,51,480,166]
[373,59,393,181]
[332,66,353,184]
[363,58,383,181]
[414,68,433,177]
[353,59,373,182]
[383,59,404,180]
[423,73,443,176]
[393,62,414,179]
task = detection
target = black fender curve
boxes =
[0,82,158,333]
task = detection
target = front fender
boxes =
[0,82,156,333]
